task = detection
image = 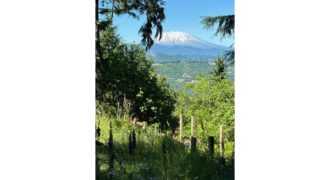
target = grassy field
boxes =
[96,115,234,180]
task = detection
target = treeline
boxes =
[150,53,219,63]
[154,60,216,64]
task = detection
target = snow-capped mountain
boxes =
[154,31,220,49]
[148,31,229,62]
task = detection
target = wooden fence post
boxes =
[108,121,113,150]
[96,126,100,140]
[128,133,132,155]
[208,136,215,156]
[219,124,224,158]
[190,116,197,151]
[142,122,147,129]
[191,116,196,137]
[96,119,101,142]
[117,102,120,120]
[132,130,136,150]
[128,130,136,155]
[179,113,183,142]
[162,136,166,155]
[108,121,115,174]
[190,137,197,152]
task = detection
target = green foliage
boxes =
[213,56,226,79]
[201,15,235,38]
[97,0,165,50]
[95,3,235,178]
[201,15,235,65]
[153,60,235,90]
[223,47,235,66]
[176,75,235,144]
[96,21,177,130]
[96,0,167,105]
[96,115,234,180]
[224,141,235,160]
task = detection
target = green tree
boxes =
[201,15,235,65]
[96,0,165,59]
[213,56,226,80]
[96,20,177,129]
[96,0,166,102]
[176,75,234,142]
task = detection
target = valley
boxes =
[153,60,234,90]
[147,31,234,90]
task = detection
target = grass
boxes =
[96,115,234,180]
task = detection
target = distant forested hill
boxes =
[153,61,234,90]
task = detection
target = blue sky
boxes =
[113,0,234,47]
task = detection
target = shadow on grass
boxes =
[96,136,234,180]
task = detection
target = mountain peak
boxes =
[154,31,223,49]
[149,31,229,62]
[155,31,198,44]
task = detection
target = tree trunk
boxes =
[95,0,103,100]
[95,0,101,61]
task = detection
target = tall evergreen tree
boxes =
[96,0,165,59]
[213,56,226,80]
[201,15,235,65]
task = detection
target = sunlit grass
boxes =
[96,115,234,180]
